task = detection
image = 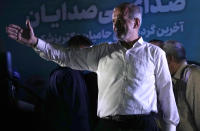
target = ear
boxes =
[167,55,176,65]
[166,55,172,62]
[133,18,140,28]
[171,56,176,63]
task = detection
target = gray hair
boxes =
[115,2,142,27]
[163,40,186,63]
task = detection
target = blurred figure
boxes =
[149,39,164,49]
[84,71,98,131]
[187,60,200,66]
[44,35,92,131]
[0,52,43,131]
[162,40,200,131]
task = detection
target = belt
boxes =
[102,114,152,122]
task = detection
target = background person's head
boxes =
[162,40,186,75]
[65,35,93,49]
[112,2,142,42]
[149,39,164,49]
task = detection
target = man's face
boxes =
[112,8,135,41]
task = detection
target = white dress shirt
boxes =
[34,37,179,130]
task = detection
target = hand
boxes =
[6,20,38,48]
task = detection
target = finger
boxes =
[17,31,23,40]
[9,24,22,30]
[9,33,25,44]
[19,28,23,33]
[26,19,33,31]
[7,31,18,37]
[10,37,26,45]
[6,26,19,34]
[6,27,19,37]
[8,34,18,40]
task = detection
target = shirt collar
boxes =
[118,37,144,49]
[137,37,144,45]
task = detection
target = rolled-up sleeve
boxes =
[154,49,180,131]
[33,38,104,72]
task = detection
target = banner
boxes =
[1,0,199,79]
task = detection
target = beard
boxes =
[116,29,127,40]
[115,25,128,40]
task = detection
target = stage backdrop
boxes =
[1,0,200,80]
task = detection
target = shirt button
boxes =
[124,77,127,80]
[123,71,126,76]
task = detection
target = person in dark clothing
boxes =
[84,72,98,131]
[44,35,93,131]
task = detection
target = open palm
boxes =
[6,20,37,47]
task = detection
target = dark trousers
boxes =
[95,114,159,131]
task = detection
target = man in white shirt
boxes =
[6,2,179,131]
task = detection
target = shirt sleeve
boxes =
[187,68,200,130]
[33,38,105,72]
[154,49,180,131]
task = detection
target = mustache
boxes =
[116,27,125,34]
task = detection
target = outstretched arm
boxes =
[6,20,37,48]
[6,20,106,72]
